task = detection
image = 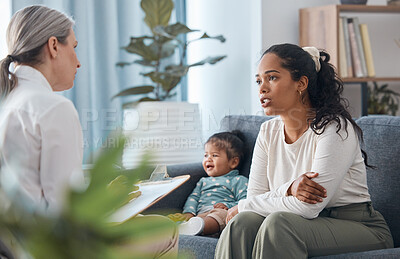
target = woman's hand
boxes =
[214,203,228,210]
[226,205,239,224]
[287,172,327,204]
[107,175,142,206]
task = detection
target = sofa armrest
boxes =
[145,162,206,213]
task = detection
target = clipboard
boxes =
[109,175,190,223]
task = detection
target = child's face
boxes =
[202,143,238,177]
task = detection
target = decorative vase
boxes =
[122,102,203,169]
[340,0,368,4]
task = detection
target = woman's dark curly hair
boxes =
[262,43,371,167]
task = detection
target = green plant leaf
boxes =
[137,97,159,102]
[112,86,155,99]
[153,26,174,38]
[141,0,174,30]
[164,22,198,36]
[68,137,127,223]
[133,60,157,67]
[199,33,226,43]
[165,65,189,77]
[189,55,227,67]
[381,95,390,104]
[147,40,176,59]
[143,72,181,92]
[116,61,134,68]
[385,89,400,96]
[101,215,176,259]
[379,84,389,90]
[103,215,174,240]
[0,132,176,259]
[68,140,155,226]
[368,81,400,115]
[123,38,158,61]
[162,76,181,92]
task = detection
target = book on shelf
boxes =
[359,23,376,77]
[341,16,354,78]
[347,17,364,78]
[339,16,376,79]
[338,17,348,78]
[352,17,368,77]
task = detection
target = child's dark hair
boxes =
[262,43,372,167]
[206,130,246,167]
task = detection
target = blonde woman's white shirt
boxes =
[0,65,84,213]
[238,117,371,219]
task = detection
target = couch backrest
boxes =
[356,115,400,247]
[220,115,273,178]
[221,115,400,247]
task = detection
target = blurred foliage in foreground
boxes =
[0,136,180,259]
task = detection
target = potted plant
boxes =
[368,81,400,116]
[113,0,226,102]
[114,0,226,168]
[0,137,175,259]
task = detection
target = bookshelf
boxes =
[299,5,400,115]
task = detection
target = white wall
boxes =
[186,0,261,139]
[187,0,400,137]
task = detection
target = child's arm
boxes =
[182,179,203,215]
[225,176,248,208]
[235,177,248,201]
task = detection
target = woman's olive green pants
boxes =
[215,202,393,259]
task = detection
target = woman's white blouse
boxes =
[238,117,371,219]
[0,65,84,213]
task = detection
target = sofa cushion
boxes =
[356,115,400,248]
[178,234,400,258]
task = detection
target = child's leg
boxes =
[198,208,228,235]
[197,215,220,235]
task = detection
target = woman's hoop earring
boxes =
[299,90,306,104]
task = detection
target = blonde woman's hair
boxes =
[0,5,74,99]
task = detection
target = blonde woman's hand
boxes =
[226,205,239,224]
[107,175,141,206]
[287,172,327,204]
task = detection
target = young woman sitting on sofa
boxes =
[215,43,394,258]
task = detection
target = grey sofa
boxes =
[149,115,400,258]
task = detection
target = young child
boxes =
[176,130,248,236]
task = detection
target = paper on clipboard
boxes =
[109,175,190,223]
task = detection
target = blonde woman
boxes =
[0,5,83,214]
